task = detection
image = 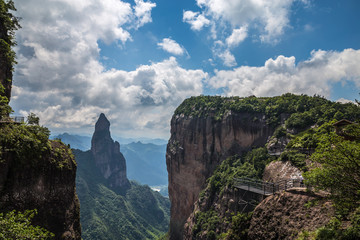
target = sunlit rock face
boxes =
[166,112,274,240]
[91,113,130,191]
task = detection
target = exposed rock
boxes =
[248,189,334,240]
[91,113,130,190]
[263,161,303,182]
[0,141,81,239]
[166,112,274,240]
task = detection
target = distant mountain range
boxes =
[52,133,168,188]
[51,133,167,151]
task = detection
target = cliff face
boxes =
[0,140,81,239]
[166,112,274,239]
[91,113,130,190]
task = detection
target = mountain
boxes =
[53,132,168,188]
[75,113,170,239]
[51,133,91,151]
[167,94,360,240]
[91,113,130,191]
[122,142,167,186]
[51,133,167,151]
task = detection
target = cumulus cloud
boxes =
[218,49,237,67]
[194,0,294,42]
[12,0,206,138]
[133,0,156,29]
[226,26,248,47]
[183,10,210,31]
[157,38,186,56]
[209,48,360,97]
[183,0,308,66]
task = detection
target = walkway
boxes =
[234,177,305,196]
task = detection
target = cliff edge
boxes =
[0,124,81,239]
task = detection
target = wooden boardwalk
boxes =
[234,177,305,196]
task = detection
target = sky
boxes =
[10,0,360,139]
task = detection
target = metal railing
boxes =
[0,115,25,123]
[234,177,306,195]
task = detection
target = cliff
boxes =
[0,124,81,239]
[167,95,360,239]
[91,113,130,191]
[167,110,273,239]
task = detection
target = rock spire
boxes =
[91,113,130,190]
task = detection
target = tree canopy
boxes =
[304,122,360,212]
[0,210,54,239]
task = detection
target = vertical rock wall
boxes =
[166,112,274,240]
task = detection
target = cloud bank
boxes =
[209,49,360,98]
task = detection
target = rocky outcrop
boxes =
[166,112,274,239]
[263,160,303,182]
[248,189,333,240]
[91,113,130,190]
[0,140,81,239]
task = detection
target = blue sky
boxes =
[10,0,360,138]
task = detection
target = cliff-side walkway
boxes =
[234,177,305,196]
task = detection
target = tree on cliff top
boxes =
[304,121,360,212]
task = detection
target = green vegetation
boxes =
[174,94,360,127]
[303,122,360,213]
[203,148,273,200]
[0,0,20,69]
[74,149,170,240]
[297,208,360,240]
[193,148,274,239]
[0,115,51,164]
[280,150,307,171]
[0,209,54,239]
[0,84,11,116]
[219,212,253,240]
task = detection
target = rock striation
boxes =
[91,113,130,190]
[0,141,81,239]
[166,112,274,240]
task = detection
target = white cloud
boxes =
[336,98,355,104]
[183,10,210,31]
[133,0,157,29]
[183,0,309,67]
[209,48,360,97]
[218,49,237,67]
[226,26,248,47]
[12,0,208,138]
[157,38,186,56]
[194,0,294,43]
